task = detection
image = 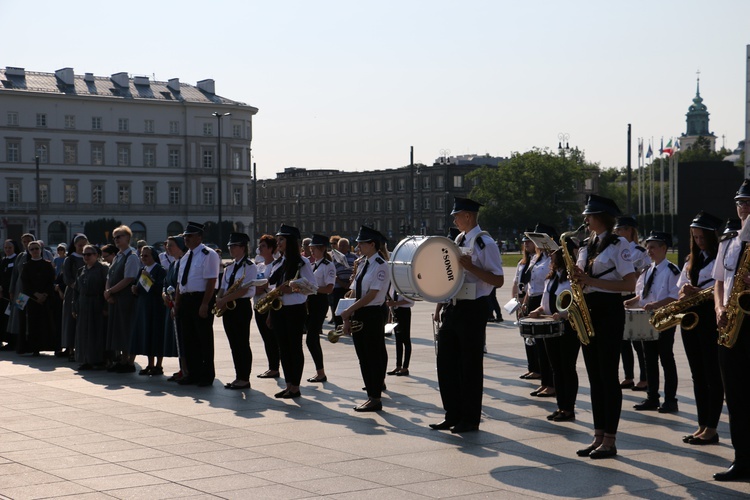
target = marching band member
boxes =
[254,235,281,379]
[341,226,390,412]
[430,198,504,433]
[712,179,750,481]
[614,216,650,391]
[624,231,680,413]
[217,232,257,390]
[269,224,315,399]
[386,286,415,376]
[572,195,636,459]
[513,231,540,380]
[305,234,335,383]
[677,211,723,445]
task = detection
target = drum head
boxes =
[390,236,464,302]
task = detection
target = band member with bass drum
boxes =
[429,197,504,434]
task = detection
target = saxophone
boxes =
[254,268,304,315]
[212,268,247,317]
[555,224,595,345]
[718,242,750,348]
[650,286,714,332]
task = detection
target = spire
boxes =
[686,70,709,136]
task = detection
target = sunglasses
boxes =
[83,252,96,256]
[113,234,125,240]
[736,200,750,207]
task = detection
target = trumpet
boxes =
[327,321,363,343]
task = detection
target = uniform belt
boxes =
[181,291,204,296]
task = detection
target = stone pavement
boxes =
[1,273,750,499]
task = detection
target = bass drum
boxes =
[390,236,464,302]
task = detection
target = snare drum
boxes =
[624,308,660,341]
[390,236,465,302]
[518,317,565,339]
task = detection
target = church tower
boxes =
[680,73,717,151]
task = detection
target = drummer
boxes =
[624,231,680,413]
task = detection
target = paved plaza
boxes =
[1,270,750,499]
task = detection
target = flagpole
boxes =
[638,138,643,215]
[627,124,632,214]
[660,137,665,231]
[650,137,655,233]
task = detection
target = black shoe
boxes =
[386,369,401,376]
[225,382,251,390]
[451,422,479,434]
[546,410,561,421]
[553,411,575,422]
[257,370,280,379]
[658,400,678,413]
[395,369,409,376]
[714,462,750,481]
[682,434,697,443]
[620,380,635,389]
[429,420,456,430]
[631,384,648,392]
[690,434,719,445]
[306,375,327,383]
[281,390,301,399]
[589,445,617,459]
[150,367,163,376]
[634,398,660,411]
[354,399,382,412]
[576,444,599,457]
[274,389,289,398]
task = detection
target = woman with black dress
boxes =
[0,239,20,350]
[61,233,88,360]
[73,245,108,370]
[129,246,167,375]
[20,241,56,355]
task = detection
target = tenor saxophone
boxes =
[718,242,750,348]
[555,224,595,345]
[650,286,714,332]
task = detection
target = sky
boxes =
[2,0,748,179]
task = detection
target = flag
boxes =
[674,139,680,152]
[646,144,653,159]
[638,140,643,158]
[662,139,674,157]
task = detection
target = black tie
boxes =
[458,234,466,247]
[643,266,657,298]
[181,250,193,286]
[356,260,370,300]
[228,257,244,286]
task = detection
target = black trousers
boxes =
[180,293,216,384]
[437,298,488,427]
[545,323,580,412]
[393,307,412,369]
[581,292,624,434]
[222,298,253,381]
[271,303,306,386]
[353,306,387,399]
[682,302,723,429]
[305,294,328,370]
[719,320,750,464]
[643,327,678,403]
[254,308,279,371]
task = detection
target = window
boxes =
[301,202,306,215]
[310,184,316,196]
[144,119,154,133]
[320,184,326,195]
[35,143,48,163]
[585,178,594,191]
[351,181,358,194]
[340,182,347,194]
[342,221,348,232]
[203,186,214,206]
[118,118,129,132]
[281,187,287,199]
[233,187,242,206]
[363,200,370,212]
[63,143,77,164]
[436,197,445,210]
[232,124,242,138]
[169,121,180,134]
[320,202,326,214]
[330,183,336,195]
[144,185,155,205]
[422,176,431,189]
[352,200,358,212]
[330,202,336,214]
[92,184,103,204]
[8,182,20,204]
[437,218,445,231]
[203,123,213,136]
[398,199,405,211]
[362,181,369,193]
[143,146,156,167]
[341,201,347,213]
[91,116,102,130]
[386,200,393,212]
[6,141,20,162]
[423,198,431,210]
[64,115,75,129]
[232,151,241,170]
[91,144,104,165]
[169,186,181,205]
[398,178,406,191]
[7,112,18,126]
[39,183,49,204]
[202,149,214,169]
[36,113,47,127]
[118,184,130,205]
[168,147,180,168]
[374,200,381,212]
[374,180,382,192]
[385,179,393,192]
[311,203,316,215]
[436,175,444,189]
[118,145,130,166]
[453,175,463,188]
[65,183,77,204]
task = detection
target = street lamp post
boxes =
[558,133,570,155]
[416,165,423,235]
[295,191,301,229]
[212,111,231,248]
[34,149,42,237]
[261,181,268,233]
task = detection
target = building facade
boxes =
[0,66,257,245]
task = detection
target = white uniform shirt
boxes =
[312,258,336,289]
[713,233,744,306]
[576,231,634,294]
[541,271,571,316]
[455,225,504,299]
[177,243,221,294]
[677,251,716,291]
[349,253,391,307]
[527,253,550,297]
[274,257,315,307]
[635,259,680,307]
[630,242,651,274]
[220,257,258,299]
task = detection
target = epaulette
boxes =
[476,236,485,249]
[668,262,680,275]
[720,231,738,242]
[201,248,210,255]
[635,245,645,252]
[321,259,330,265]
[375,256,385,265]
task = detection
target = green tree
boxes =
[467,148,593,239]
[84,218,122,245]
[678,136,730,162]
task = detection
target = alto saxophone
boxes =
[212,268,247,317]
[555,224,595,345]
[718,242,750,348]
[254,268,301,315]
[650,286,714,332]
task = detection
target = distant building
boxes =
[0,66,257,245]
[680,76,717,151]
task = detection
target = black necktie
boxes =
[181,251,193,286]
[643,266,657,298]
[228,258,244,286]
[356,260,370,300]
[458,234,466,247]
